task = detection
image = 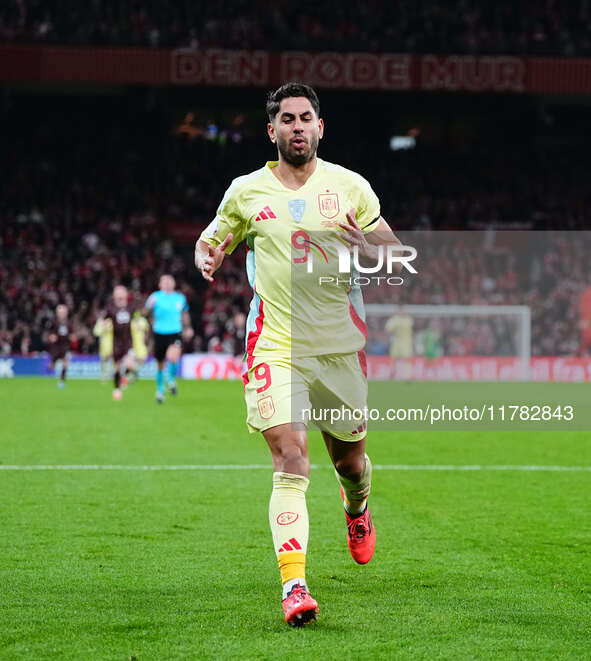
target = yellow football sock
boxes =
[336,453,372,515]
[269,472,309,585]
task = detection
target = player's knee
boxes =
[167,345,181,362]
[278,443,308,463]
[264,425,310,475]
[272,442,309,475]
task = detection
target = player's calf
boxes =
[336,454,376,564]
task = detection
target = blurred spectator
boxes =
[2,97,591,358]
[2,1,591,56]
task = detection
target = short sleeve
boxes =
[355,176,381,234]
[181,294,189,312]
[145,293,157,309]
[200,180,247,254]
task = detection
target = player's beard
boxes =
[277,133,319,167]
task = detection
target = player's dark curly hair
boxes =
[266,82,320,122]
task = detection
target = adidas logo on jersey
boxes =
[255,206,277,221]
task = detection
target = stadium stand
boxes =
[1,111,590,359]
[2,1,591,56]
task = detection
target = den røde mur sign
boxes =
[171,50,526,92]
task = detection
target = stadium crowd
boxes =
[365,232,591,357]
[3,211,586,359]
[2,0,591,56]
[2,107,590,359]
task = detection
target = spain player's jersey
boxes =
[386,315,413,346]
[386,314,414,357]
[93,318,113,358]
[131,314,149,357]
[200,158,380,365]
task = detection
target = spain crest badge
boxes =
[318,192,340,219]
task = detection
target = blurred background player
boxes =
[103,285,135,400]
[144,274,193,403]
[420,321,442,363]
[129,310,149,381]
[46,304,74,388]
[386,307,414,379]
[93,316,113,383]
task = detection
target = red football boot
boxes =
[282,584,318,627]
[341,487,376,564]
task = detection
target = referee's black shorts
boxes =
[153,332,182,362]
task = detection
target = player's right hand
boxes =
[195,234,233,282]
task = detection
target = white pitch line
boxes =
[374,465,591,472]
[0,464,590,472]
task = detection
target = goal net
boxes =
[365,304,531,381]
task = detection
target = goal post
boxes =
[364,304,532,381]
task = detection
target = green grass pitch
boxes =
[1,379,590,660]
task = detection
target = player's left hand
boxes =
[338,208,378,260]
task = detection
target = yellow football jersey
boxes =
[386,314,414,357]
[93,318,113,359]
[386,314,413,342]
[131,315,149,359]
[200,158,380,366]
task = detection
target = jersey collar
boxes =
[265,158,322,192]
